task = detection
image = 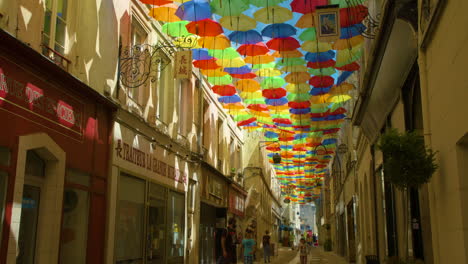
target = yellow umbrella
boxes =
[219,14,257,31]
[285,72,310,84]
[327,94,352,103]
[333,35,365,50]
[310,94,330,104]
[148,4,180,22]
[240,90,263,99]
[250,110,271,118]
[216,57,246,67]
[296,13,314,28]
[236,79,261,92]
[256,68,282,77]
[286,83,310,94]
[301,41,332,53]
[201,68,228,77]
[197,35,231,49]
[268,104,289,111]
[290,114,311,120]
[329,83,354,95]
[272,50,303,58]
[281,65,309,73]
[244,55,275,64]
[223,102,245,110]
[254,6,293,24]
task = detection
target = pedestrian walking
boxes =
[262,230,271,263]
[217,217,237,264]
[241,229,256,264]
[298,238,309,264]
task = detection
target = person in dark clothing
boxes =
[218,217,237,264]
[262,230,271,263]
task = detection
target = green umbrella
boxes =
[299,28,316,41]
[250,0,286,7]
[208,75,233,85]
[287,93,309,102]
[208,47,241,59]
[276,58,306,67]
[210,0,250,16]
[271,113,290,119]
[308,67,336,76]
[252,62,277,69]
[330,0,366,8]
[162,21,191,37]
[261,77,286,88]
[244,98,266,105]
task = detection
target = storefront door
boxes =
[17,185,40,264]
[147,183,166,264]
[199,203,216,264]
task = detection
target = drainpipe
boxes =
[370,145,380,260]
[196,75,203,156]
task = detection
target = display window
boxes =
[114,172,186,264]
[60,169,91,264]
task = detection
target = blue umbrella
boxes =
[228,30,263,44]
[175,0,212,21]
[340,24,366,39]
[223,66,252,75]
[305,51,335,63]
[309,86,332,95]
[261,23,297,38]
[192,49,213,60]
[289,108,311,114]
[218,95,242,104]
[266,98,288,106]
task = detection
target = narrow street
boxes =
[238,246,348,264]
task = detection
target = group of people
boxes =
[217,218,273,264]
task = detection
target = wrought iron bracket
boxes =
[118,35,197,89]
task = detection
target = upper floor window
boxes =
[43,0,69,55]
[128,17,149,105]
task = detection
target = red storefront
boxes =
[0,29,116,263]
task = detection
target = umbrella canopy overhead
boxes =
[145,0,369,203]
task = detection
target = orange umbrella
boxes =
[197,35,231,49]
[285,72,310,84]
[333,35,365,50]
[272,49,303,58]
[295,13,314,28]
[223,102,245,110]
[244,54,275,64]
[148,4,180,22]
[236,79,260,92]
[201,68,228,77]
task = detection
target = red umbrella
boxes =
[266,37,300,51]
[237,43,269,56]
[186,19,224,36]
[290,0,328,14]
[193,59,220,69]
[289,101,311,109]
[307,60,336,69]
[340,5,368,27]
[263,88,287,99]
[309,76,335,87]
[139,0,172,5]
[238,117,257,126]
[274,118,293,125]
[230,73,257,79]
[266,146,281,151]
[212,85,237,96]
[335,62,360,71]
[247,104,269,111]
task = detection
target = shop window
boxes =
[167,191,185,264]
[115,173,145,264]
[60,168,91,264]
[157,51,171,123]
[179,79,192,136]
[147,183,167,264]
[42,0,71,69]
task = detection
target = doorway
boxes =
[17,150,46,264]
[347,200,356,262]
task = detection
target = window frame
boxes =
[42,0,70,55]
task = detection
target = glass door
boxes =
[17,185,41,264]
[146,183,167,264]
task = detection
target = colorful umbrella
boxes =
[197,35,231,49]
[267,37,300,51]
[175,0,212,21]
[219,14,257,31]
[140,0,173,6]
[261,23,297,38]
[210,0,250,16]
[149,4,180,22]
[162,21,191,37]
[237,43,270,56]
[254,6,293,24]
[228,30,263,44]
[290,0,328,14]
[186,19,224,36]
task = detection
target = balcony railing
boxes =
[41,44,71,71]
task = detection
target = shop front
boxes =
[0,30,116,264]
[199,163,229,264]
[111,120,189,264]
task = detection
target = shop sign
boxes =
[115,139,187,184]
[0,67,83,136]
[174,50,192,79]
